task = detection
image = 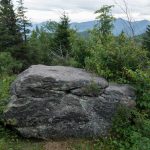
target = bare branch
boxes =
[113,0,135,37]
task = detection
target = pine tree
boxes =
[143,25,150,56]
[0,0,22,52]
[17,0,31,43]
[54,12,71,58]
[95,5,114,44]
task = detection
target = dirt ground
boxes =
[44,141,73,150]
[44,139,93,150]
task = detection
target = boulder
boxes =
[3,65,136,139]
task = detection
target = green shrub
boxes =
[126,69,150,109]
[111,106,150,150]
[85,36,149,81]
[0,52,22,75]
[0,75,15,115]
[84,81,101,96]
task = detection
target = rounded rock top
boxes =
[19,65,109,88]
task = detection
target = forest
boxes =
[0,0,150,150]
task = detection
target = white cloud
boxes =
[12,0,150,22]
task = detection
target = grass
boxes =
[72,139,116,150]
[0,131,44,150]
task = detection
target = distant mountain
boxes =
[70,21,96,32]
[32,18,150,36]
[71,18,150,36]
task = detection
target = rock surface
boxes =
[3,65,136,139]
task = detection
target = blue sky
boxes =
[13,0,150,23]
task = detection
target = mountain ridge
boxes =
[32,18,150,36]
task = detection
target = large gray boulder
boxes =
[3,65,136,139]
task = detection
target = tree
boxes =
[69,30,89,67]
[28,21,59,65]
[143,25,150,57]
[53,12,71,58]
[0,0,22,52]
[95,5,114,44]
[17,0,31,43]
[85,6,149,81]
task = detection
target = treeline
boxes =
[0,0,31,72]
[0,1,150,76]
[0,1,150,149]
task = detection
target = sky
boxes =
[12,0,150,23]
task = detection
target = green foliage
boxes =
[17,0,32,43]
[0,0,33,72]
[85,33,149,81]
[0,52,22,74]
[70,30,90,67]
[111,107,150,150]
[95,5,114,44]
[0,75,15,114]
[28,24,55,65]
[84,81,101,96]
[143,25,150,57]
[126,69,150,109]
[53,12,71,58]
[12,43,39,69]
[28,19,89,67]
[0,0,22,52]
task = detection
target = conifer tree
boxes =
[143,25,150,56]
[54,12,71,58]
[0,0,22,52]
[95,5,114,44]
[17,0,31,43]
